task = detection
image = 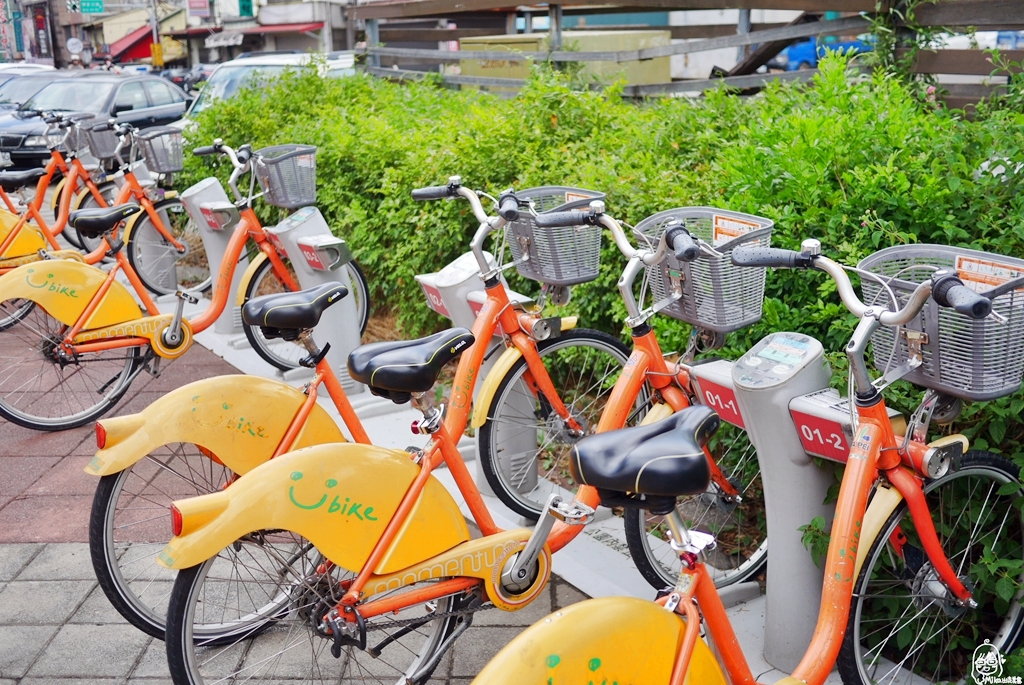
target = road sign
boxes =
[80,0,103,13]
[66,36,83,54]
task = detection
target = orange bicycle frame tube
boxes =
[186,215,254,333]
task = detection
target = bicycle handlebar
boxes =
[931,272,992,319]
[665,225,699,263]
[411,184,456,201]
[533,210,598,228]
[497,190,520,222]
[192,145,218,156]
[731,246,814,269]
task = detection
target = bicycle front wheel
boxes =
[479,328,634,519]
[242,256,370,371]
[90,443,232,640]
[838,450,1024,685]
[126,198,211,296]
[165,539,466,684]
[624,421,766,589]
[0,302,141,430]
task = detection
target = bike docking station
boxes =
[415,251,537,497]
[689,334,901,675]
[180,177,247,334]
[263,206,364,395]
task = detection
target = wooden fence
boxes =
[343,0,1024,104]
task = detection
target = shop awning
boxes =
[205,31,244,48]
[243,22,323,35]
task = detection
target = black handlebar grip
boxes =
[534,211,594,228]
[932,273,992,319]
[411,185,454,201]
[192,146,218,157]
[498,191,520,222]
[731,246,813,269]
[92,121,114,132]
[665,226,699,263]
[236,147,252,165]
[43,115,60,124]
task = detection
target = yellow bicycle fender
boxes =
[236,251,269,306]
[639,402,675,426]
[0,221,47,260]
[87,375,346,477]
[471,346,523,430]
[50,177,67,213]
[158,443,469,571]
[468,318,580,430]
[472,596,726,685]
[0,261,141,328]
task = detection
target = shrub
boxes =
[181,55,1024,462]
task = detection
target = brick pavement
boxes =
[0,344,590,684]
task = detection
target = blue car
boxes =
[777,35,873,71]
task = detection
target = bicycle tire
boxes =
[624,420,767,590]
[126,197,212,296]
[0,301,141,430]
[0,298,35,332]
[837,450,1024,685]
[165,540,465,683]
[89,443,232,640]
[241,256,370,371]
[478,328,634,519]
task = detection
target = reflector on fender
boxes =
[171,505,183,537]
[95,421,107,449]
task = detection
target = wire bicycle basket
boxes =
[859,244,1024,402]
[636,207,773,333]
[254,144,317,209]
[84,123,121,161]
[504,186,606,286]
[62,113,95,156]
[138,126,184,174]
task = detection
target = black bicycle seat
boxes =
[571,406,718,505]
[69,204,141,239]
[242,282,348,338]
[348,328,475,403]
[0,168,47,193]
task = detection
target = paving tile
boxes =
[0,457,61,495]
[129,640,169,679]
[449,626,523,677]
[20,678,124,685]
[0,424,91,458]
[23,456,98,497]
[0,580,94,624]
[0,542,43,580]
[126,680,172,685]
[18,543,95,580]
[553,577,589,609]
[0,497,93,543]
[69,586,129,625]
[0,625,59,678]
[26,624,150,677]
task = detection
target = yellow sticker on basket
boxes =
[712,214,760,247]
[955,255,1024,294]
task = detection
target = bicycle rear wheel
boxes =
[0,301,140,430]
[126,198,211,296]
[165,539,467,684]
[624,421,767,589]
[242,256,370,371]
[90,443,231,640]
[478,329,635,519]
[838,450,1024,685]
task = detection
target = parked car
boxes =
[0,73,190,168]
[174,52,355,127]
[774,35,873,71]
[0,71,77,113]
[161,67,191,89]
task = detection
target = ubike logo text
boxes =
[369,540,518,595]
[287,471,378,521]
[25,268,79,298]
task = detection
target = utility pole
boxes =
[150,0,163,67]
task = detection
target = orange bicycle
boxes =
[475,239,1024,685]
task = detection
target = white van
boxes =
[173,51,356,128]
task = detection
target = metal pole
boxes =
[505,12,515,35]
[345,7,354,50]
[548,4,561,51]
[523,10,531,34]
[736,9,751,61]
[365,18,379,68]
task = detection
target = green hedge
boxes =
[181,56,1024,461]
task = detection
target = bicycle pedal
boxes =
[549,499,595,526]
[175,290,200,305]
